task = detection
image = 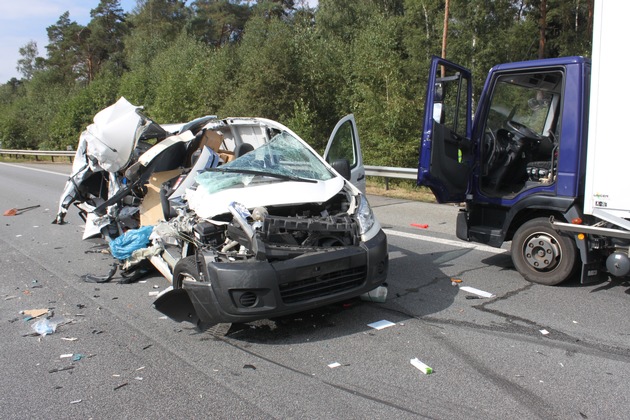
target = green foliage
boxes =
[0,0,593,168]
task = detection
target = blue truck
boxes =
[417,1,630,285]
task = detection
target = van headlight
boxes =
[356,195,375,235]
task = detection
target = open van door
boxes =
[324,114,366,193]
[418,57,472,203]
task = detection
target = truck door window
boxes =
[434,67,469,139]
[481,71,563,196]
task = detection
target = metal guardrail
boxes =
[364,165,418,189]
[0,149,75,162]
[0,150,419,185]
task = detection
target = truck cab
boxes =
[418,56,593,285]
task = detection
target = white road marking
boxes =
[0,162,69,177]
[383,228,508,255]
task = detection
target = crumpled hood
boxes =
[185,176,346,219]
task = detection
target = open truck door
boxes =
[418,57,472,203]
[324,114,366,193]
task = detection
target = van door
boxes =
[418,57,472,203]
[323,114,366,193]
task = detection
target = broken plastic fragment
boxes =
[360,285,388,303]
[32,318,60,336]
[328,362,342,368]
[410,358,433,374]
[459,286,495,298]
[540,329,550,335]
[411,223,429,229]
[367,320,396,330]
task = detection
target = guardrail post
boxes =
[385,177,389,190]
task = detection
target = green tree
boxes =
[44,12,86,85]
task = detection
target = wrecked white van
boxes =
[55,98,388,327]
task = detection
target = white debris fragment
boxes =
[459,286,495,298]
[60,354,73,358]
[61,337,78,341]
[367,320,396,330]
[328,362,341,368]
[410,358,433,374]
[148,291,159,297]
[540,329,550,335]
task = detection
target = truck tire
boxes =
[511,218,578,285]
[173,256,201,289]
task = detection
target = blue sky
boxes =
[0,0,317,83]
[0,0,137,82]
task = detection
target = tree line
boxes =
[0,0,593,168]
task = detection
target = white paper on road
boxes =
[367,320,396,330]
[459,286,495,298]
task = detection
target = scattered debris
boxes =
[114,382,128,390]
[70,399,82,405]
[4,295,17,301]
[135,366,145,371]
[3,204,40,216]
[367,320,396,330]
[148,291,160,297]
[22,308,49,319]
[60,354,73,359]
[61,337,78,341]
[451,278,462,286]
[328,362,342,368]
[142,344,153,350]
[134,377,143,381]
[49,365,75,374]
[411,223,429,229]
[32,318,61,336]
[540,329,550,335]
[360,284,388,302]
[459,286,495,298]
[465,296,481,300]
[243,364,257,370]
[72,354,84,362]
[410,358,433,374]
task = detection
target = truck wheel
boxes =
[511,218,578,285]
[173,256,201,289]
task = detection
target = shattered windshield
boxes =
[194,131,334,195]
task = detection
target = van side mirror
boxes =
[331,158,351,180]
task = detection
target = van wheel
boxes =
[173,256,201,289]
[511,218,578,285]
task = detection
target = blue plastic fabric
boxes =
[109,225,154,260]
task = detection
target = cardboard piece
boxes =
[23,308,48,318]
[140,169,183,226]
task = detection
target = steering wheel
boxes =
[506,120,543,141]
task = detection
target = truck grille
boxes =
[279,267,367,304]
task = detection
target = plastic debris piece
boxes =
[451,278,462,283]
[70,399,82,405]
[540,329,550,335]
[3,204,40,216]
[49,365,75,374]
[136,366,145,371]
[4,295,17,301]
[410,358,433,374]
[72,354,84,362]
[328,362,342,368]
[367,320,396,330]
[61,337,78,341]
[114,382,128,390]
[134,377,143,381]
[148,291,159,296]
[32,318,60,336]
[23,308,49,318]
[411,223,429,229]
[60,354,73,359]
[360,285,388,302]
[243,364,257,370]
[459,286,496,298]
[109,226,154,260]
[465,296,481,300]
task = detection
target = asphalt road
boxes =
[1,162,629,419]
